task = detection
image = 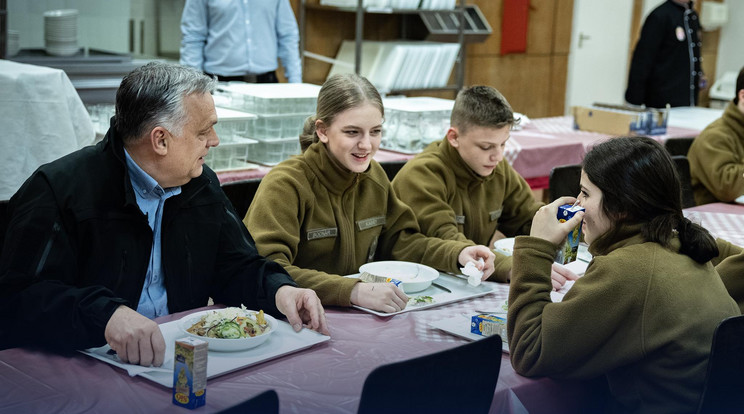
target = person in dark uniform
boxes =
[625,0,705,108]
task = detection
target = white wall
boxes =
[715,0,744,79]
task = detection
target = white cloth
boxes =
[0,59,94,200]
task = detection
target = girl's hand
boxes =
[350,282,408,313]
[530,196,584,245]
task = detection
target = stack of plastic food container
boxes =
[204,107,258,171]
[382,97,454,153]
[85,103,116,142]
[215,83,321,165]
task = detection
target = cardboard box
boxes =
[470,314,507,339]
[572,105,668,136]
[555,204,585,265]
[173,337,208,409]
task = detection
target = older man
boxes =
[688,66,744,204]
[0,62,327,367]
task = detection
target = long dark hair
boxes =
[582,136,717,263]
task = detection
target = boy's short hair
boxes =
[735,66,744,105]
[450,85,516,133]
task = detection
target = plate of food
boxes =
[180,306,275,352]
[493,237,515,256]
[359,261,439,293]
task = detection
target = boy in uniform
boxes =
[392,86,574,286]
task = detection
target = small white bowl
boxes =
[359,261,439,293]
[493,237,515,256]
[179,309,275,352]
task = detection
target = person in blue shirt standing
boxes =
[180,0,302,83]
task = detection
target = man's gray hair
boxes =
[115,61,216,142]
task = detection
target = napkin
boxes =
[81,322,177,376]
[461,258,485,286]
[82,344,174,376]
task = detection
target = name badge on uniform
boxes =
[455,215,465,225]
[489,209,503,222]
[676,26,685,42]
[357,216,386,231]
[307,227,338,240]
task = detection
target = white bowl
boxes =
[493,237,515,256]
[179,309,275,352]
[359,261,439,293]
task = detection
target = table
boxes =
[509,116,700,188]
[7,203,737,413]
[0,60,95,200]
[667,107,723,131]
[685,202,744,247]
[0,282,607,414]
[216,116,701,190]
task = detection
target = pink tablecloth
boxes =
[685,202,744,247]
[0,282,607,414]
[511,116,700,183]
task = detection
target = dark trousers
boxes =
[204,71,278,83]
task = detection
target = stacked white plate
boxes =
[320,0,454,8]
[44,9,79,57]
[7,30,20,57]
[419,0,456,9]
[328,40,460,93]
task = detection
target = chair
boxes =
[664,136,695,156]
[220,178,262,219]
[0,199,8,253]
[671,155,696,209]
[548,164,582,201]
[696,315,744,414]
[380,160,406,181]
[357,334,503,414]
[215,389,279,414]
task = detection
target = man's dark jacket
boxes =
[0,123,296,351]
[625,0,703,108]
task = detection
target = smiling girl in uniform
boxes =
[243,74,495,313]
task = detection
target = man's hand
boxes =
[458,245,496,279]
[350,282,408,313]
[550,262,580,290]
[104,305,166,367]
[275,286,329,336]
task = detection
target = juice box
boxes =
[555,204,585,264]
[359,271,404,289]
[173,337,208,409]
[470,314,507,340]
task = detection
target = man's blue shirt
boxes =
[180,0,302,82]
[124,150,182,319]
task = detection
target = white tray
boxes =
[81,313,330,387]
[347,272,494,317]
[429,314,509,353]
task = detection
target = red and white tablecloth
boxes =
[685,203,744,247]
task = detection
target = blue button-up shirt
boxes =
[179,0,302,83]
[124,150,182,319]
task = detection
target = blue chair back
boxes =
[697,315,744,414]
[357,335,503,414]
